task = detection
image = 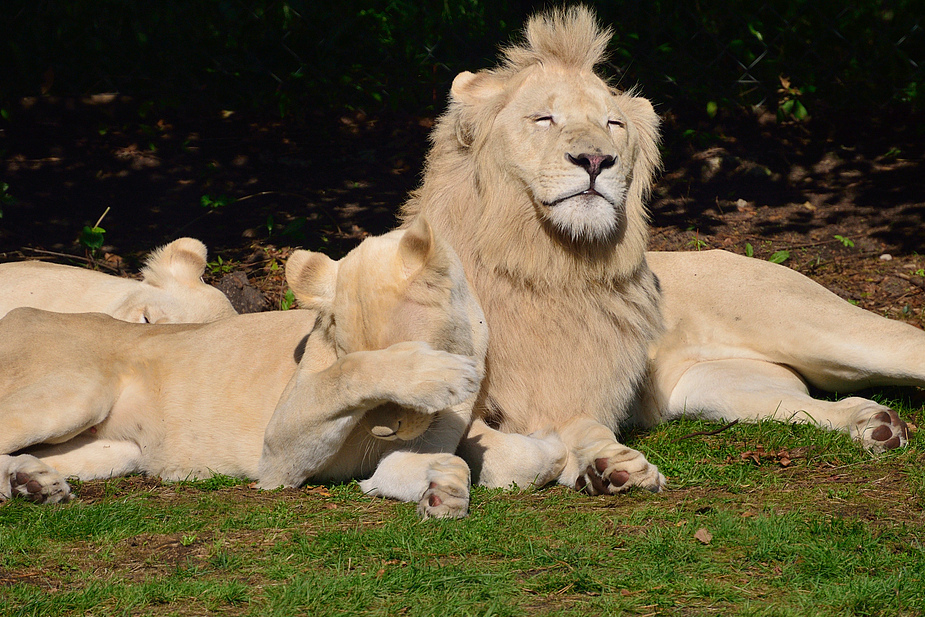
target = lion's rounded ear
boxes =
[285,250,338,311]
[615,91,660,134]
[450,71,504,104]
[398,216,436,279]
[141,237,209,287]
[450,70,505,147]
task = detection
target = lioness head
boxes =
[114,237,238,324]
[404,6,660,283]
[285,217,487,441]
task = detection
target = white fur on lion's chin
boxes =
[545,190,626,243]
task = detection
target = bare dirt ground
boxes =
[2,98,923,329]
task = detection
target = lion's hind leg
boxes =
[663,358,909,452]
[358,451,471,519]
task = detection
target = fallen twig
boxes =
[673,419,739,441]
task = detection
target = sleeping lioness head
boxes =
[285,216,488,442]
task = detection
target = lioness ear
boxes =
[285,250,338,311]
[398,216,435,279]
[141,237,208,287]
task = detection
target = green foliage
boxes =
[0,181,14,218]
[768,249,790,264]
[834,234,855,248]
[200,194,234,210]
[744,242,754,257]
[280,288,296,311]
[78,225,106,250]
[78,207,110,258]
[207,255,234,275]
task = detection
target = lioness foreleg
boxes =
[0,454,71,504]
[556,417,666,494]
[359,450,471,519]
[257,341,480,489]
[1,369,120,503]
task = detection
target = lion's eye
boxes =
[608,119,625,129]
[532,115,554,127]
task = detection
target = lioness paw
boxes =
[6,456,71,504]
[853,404,909,453]
[383,341,481,413]
[573,447,665,495]
[418,480,469,520]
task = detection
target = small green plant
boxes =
[207,255,234,275]
[686,229,708,251]
[768,249,790,264]
[914,268,924,277]
[201,194,235,210]
[777,75,810,122]
[78,207,110,260]
[834,235,855,248]
[0,181,15,218]
[280,288,296,311]
[745,242,754,257]
[777,75,814,122]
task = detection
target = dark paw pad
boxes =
[870,409,909,450]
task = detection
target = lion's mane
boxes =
[402,6,663,433]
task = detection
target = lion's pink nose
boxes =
[566,152,615,182]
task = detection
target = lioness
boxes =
[0,237,237,323]
[402,6,916,493]
[0,218,487,519]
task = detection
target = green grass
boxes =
[2,400,923,616]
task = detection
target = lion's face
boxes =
[448,63,656,247]
[495,66,636,242]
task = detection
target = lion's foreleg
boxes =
[556,416,665,494]
[458,418,568,490]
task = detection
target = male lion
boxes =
[402,6,915,493]
[0,237,237,323]
[0,217,487,519]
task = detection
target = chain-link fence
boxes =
[1,1,921,117]
[599,0,922,115]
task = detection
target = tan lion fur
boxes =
[0,219,487,519]
[403,6,665,492]
[403,5,914,493]
[0,237,237,323]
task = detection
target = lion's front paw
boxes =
[854,405,909,453]
[7,456,72,504]
[384,342,482,413]
[572,446,666,495]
